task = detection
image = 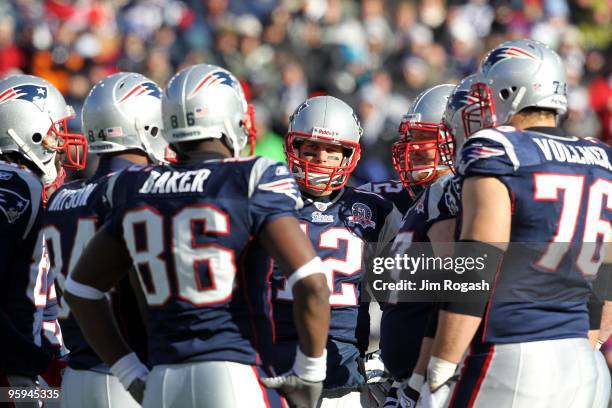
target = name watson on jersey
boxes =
[373,279,490,293]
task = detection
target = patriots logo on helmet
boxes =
[289,100,309,124]
[481,46,538,76]
[0,84,47,111]
[448,90,471,111]
[0,188,30,223]
[189,71,236,99]
[118,82,162,103]
[458,143,505,174]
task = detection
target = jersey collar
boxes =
[94,157,135,179]
[302,188,345,211]
[525,126,566,137]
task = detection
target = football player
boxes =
[40,72,170,407]
[64,64,331,408]
[428,39,611,407]
[0,74,86,393]
[247,95,403,407]
[375,84,456,407]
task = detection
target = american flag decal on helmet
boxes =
[0,84,47,111]
[189,71,236,99]
[118,82,162,103]
[481,46,538,75]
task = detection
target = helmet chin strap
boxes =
[135,118,162,164]
[7,128,56,182]
[223,118,244,158]
[506,86,526,123]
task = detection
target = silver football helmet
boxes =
[162,64,255,157]
[285,96,362,192]
[442,74,478,159]
[392,84,454,194]
[83,72,171,163]
[463,39,568,136]
[0,75,86,186]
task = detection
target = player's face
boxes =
[297,140,345,196]
[408,130,437,172]
[298,140,344,170]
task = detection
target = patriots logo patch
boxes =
[0,84,47,111]
[348,202,376,229]
[0,188,30,223]
[481,46,538,76]
[459,143,505,174]
[189,71,236,99]
[118,82,162,103]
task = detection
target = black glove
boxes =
[127,378,147,404]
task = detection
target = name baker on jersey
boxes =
[48,184,97,211]
[533,138,612,170]
[139,169,211,194]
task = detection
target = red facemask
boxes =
[392,119,454,196]
[42,166,66,206]
[285,133,360,192]
[47,111,88,170]
[244,103,257,156]
[461,82,497,137]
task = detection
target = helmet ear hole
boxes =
[150,127,159,137]
[500,88,511,100]
[32,133,43,144]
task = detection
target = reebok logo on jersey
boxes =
[275,166,289,176]
[0,171,14,180]
[0,188,29,223]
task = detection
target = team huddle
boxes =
[1,38,610,408]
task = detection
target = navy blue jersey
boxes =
[0,161,49,376]
[248,187,401,388]
[456,126,612,343]
[43,157,136,370]
[105,155,302,367]
[381,174,455,379]
[357,180,417,215]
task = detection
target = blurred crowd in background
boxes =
[1,0,611,184]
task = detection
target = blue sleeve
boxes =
[424,174,456,227]
[103,170,132,240]
[248,157,302,234]
[457,129,520,178]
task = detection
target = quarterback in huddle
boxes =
[0,33,610,408]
